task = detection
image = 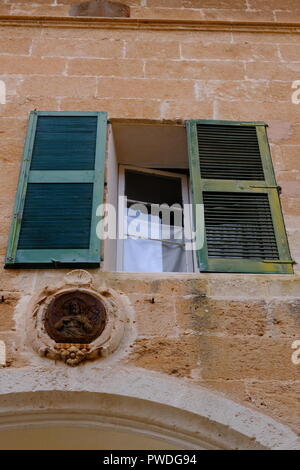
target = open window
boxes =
[104,122,196,273]
[106,119,293,274]
[117,165,194,273]
[6,113,293,274]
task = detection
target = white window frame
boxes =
[117,164,195,273]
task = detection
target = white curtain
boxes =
[123,208,186,272]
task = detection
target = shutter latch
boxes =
[250,185,282,194]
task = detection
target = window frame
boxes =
[116,164,195,273]
[186,119,294,274]
[5,110,107,268]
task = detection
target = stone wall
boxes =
[1,271,299,436]
[2,0,300,21]
[0,21,299,270]
[0,1,299,443]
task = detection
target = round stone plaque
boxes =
[45,290,107,344]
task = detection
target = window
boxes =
[117,166,194,273]
[6,113,293,274]
[5,111,107,268]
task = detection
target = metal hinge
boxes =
[14,211,22,221]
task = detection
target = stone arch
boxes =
[0,367,299,450]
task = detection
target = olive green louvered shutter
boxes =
[186,120,293,274]
[5,111,107,268]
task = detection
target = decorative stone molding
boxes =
[64,269,93,287]
[54,344,91,366]
[1,16,300,34]
[28,270,128,366]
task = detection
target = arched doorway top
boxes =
[0,366,299,450]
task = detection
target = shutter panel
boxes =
[197,124,265,180]
[30,115,98,171]
[18,183,94,249]
[5,111,107,268]
[187,120,293,274]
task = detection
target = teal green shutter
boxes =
[187,120,294,274]
[5,111,107,268]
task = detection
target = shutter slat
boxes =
[30,116,98,171]
[203,192,279,260]
[18,183,94,249]
[197,124,265,180]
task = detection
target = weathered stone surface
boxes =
[4,0,300,22]
[176,298,267,336]
[197,336,298,381]
[69,0,130,18]
[245,381,300,435]
[106,276,208,296]
[0,267,35,294]
[0,293,19,332]
[200,379,248,404]
[208,276,269,299]
[0,333,23,368]
[267,279,300,299]
[149,278,208,296]
[268,300,300,337]
[199,378,300,435]
[128,336,200,378]
[129,334,299,382]
[129,294,177,337]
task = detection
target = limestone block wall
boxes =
[0,21,299,270]
[1,271,299,436]
[0,0,299,443]
[2,0,300,22]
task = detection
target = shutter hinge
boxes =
[14,211,22,221]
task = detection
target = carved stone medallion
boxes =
[28,271,129,366]
[45,290,106,344]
